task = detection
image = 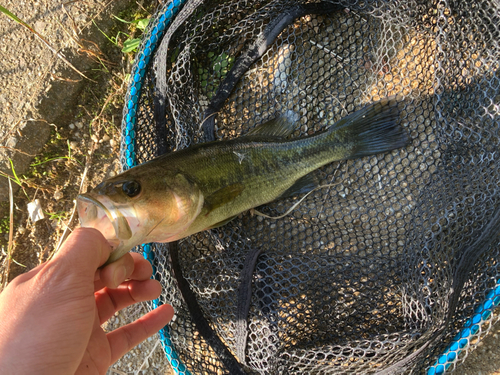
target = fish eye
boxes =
[122,181,141,197]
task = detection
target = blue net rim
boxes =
[120,0,191,374]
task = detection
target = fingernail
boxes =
[124,261,134,279]
[113,265,126,287]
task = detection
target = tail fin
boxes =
[331,97,409,158]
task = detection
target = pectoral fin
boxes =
[204,183,245,214]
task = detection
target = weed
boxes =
[93,13,150,54]
[93,19,130,47]
[0,159,29,199]
[114,16,150,53]
[30,140,83,168]
[45,210,69,223]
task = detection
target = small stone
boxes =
[75,122,83,129]
[102,134,110,142]
[6,137,17,148]
[109,171,116,177]
[68,123,75,130]
[69,141,78,149]
[109,139,117,148]
[34,20,46,32]
[18,226,26,234]
[28,199,45,222]
[91,134,99,143]
[54,190,63,200]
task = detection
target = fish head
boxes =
[77,166,204,264]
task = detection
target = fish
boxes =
[77,98,408,264]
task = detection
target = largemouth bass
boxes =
[77,98,408,263]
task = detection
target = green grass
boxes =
[93,8,150,54]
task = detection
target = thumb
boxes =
[52,227,112,278]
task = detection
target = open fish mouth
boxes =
[76,193,134,261]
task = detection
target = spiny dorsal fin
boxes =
[247,111,299,138]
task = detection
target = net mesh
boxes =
[120,0,500,373]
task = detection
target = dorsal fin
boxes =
[247,111,298,138]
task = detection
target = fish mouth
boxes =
[76,193,135,263]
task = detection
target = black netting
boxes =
[121,0,500,373]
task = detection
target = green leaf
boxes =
[113,16,149,31]
[8,159,22,186]
[0,5,33,31]
[135,18,149,31]
[122,38,141,53]
[113,15,131,24]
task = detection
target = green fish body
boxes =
[77,98,408,263]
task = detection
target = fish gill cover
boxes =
[120,0,500,373]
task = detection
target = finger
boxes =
[107,304,174,364]
[128,252,154,281]
[96,253,135,290]
[75,310,110,375]
[95,279,162,324]
[94,253,154,291]
[51,227,112,279]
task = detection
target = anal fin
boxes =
[278,173,318,200]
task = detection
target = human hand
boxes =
[0,227,174,375]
